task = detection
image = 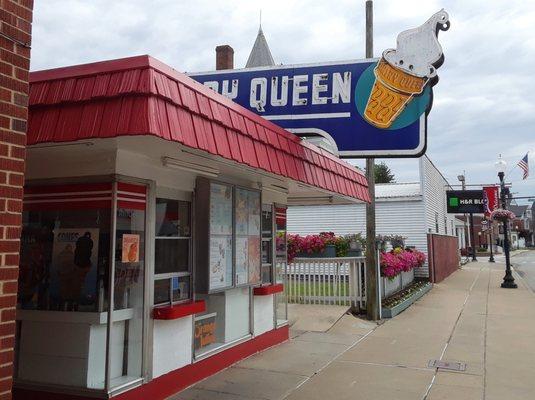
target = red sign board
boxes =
[483,186,499,217]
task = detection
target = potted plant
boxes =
[490,209,515,222]
[319,232,337,257]
[346,233,364,256]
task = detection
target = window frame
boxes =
[153,198,193,306]
[261,203,275,286]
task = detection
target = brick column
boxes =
[215,45,234,70]
[0,1,33,400]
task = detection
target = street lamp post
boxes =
[488,223,495,262]
[495,155,517,289]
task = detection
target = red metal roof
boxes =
[28,55,369,202]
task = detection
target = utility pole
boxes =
[365,0,379,321]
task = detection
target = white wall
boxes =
[420,156,457,237]
[254,295,275,336]
[152,316,193,379]
[287,199,427,256]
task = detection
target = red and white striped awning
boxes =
[28,55,370,203]
[24,182,147,211]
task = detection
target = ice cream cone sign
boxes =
[364,10,450,129]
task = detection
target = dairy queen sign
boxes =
[191,10,450,158]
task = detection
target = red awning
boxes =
[28,55,369,202]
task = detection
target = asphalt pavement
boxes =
[511,250,535,292]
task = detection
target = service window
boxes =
[154,198,192,305]
[261,204,274,284]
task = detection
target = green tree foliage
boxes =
[373,162,395,183]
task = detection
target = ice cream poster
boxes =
[122,234,140,263]
[50,228,99,310]
[191,10,450,158]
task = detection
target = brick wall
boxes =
[0,1,33,400]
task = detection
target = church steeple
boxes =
[245,17,275,68]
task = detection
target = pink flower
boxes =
[380,248,426,279]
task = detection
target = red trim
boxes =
[24,200,112,211]
[117,182,147,194]
[153,300,206,320]
[13,326,289,400]
[24,183,112,194]
[116,326,289,400]
[117,200,146,211]
[13,389,93,400]
[253,284,284,296]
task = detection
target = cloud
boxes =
[31,0,535,203]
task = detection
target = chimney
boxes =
[216,45,234,70]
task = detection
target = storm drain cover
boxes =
[428,359,466,371]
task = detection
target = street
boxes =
[512,250,535,292]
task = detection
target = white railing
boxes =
[285,257,366,309]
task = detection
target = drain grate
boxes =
[428,359,466,371]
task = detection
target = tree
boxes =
[373,162,395,183]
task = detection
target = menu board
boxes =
[209,182,233,291]
[248,191,261,234]
[235,236,248,285]
[248,191,261,284]
[209,236,232,290]
[248,236,261,283]
[235,188,248,236]
[233,188,261,285]
[210,183,232,235]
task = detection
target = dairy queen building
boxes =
[12,52,370,400]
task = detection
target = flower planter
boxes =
[401,269,415,289]
[297,244,336,258]
[382,275,402,299]
[382,282,433,318]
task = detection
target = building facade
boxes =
[288,155,458,278]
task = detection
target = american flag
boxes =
[518,153,529,180]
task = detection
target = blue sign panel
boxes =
[190,59,431,158]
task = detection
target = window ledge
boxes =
[253,284,284,296]
[153,300,206,320]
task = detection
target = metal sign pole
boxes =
[365,0,379,321]
[376,247,382,319]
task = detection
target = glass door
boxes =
[107,182,147,393]
[274,206,288,326]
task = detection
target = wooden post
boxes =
[365,0,379,320]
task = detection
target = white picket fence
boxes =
[285,257,366,309]
[285,257,415,308]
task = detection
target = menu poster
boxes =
[248,236,261,284]
[235,237,248,285]
[210,183,232,235]
[50,228,99,309]
[121,234,140,263]
[248,191,261,235]
[235,188,248,235]
[194,314,217,350]
[209,236,232,290]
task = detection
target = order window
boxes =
[154,198,192,305]
[261,204,274,284]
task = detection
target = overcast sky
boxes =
[31,0,535,204]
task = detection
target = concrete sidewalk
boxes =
[171,262,535,400]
